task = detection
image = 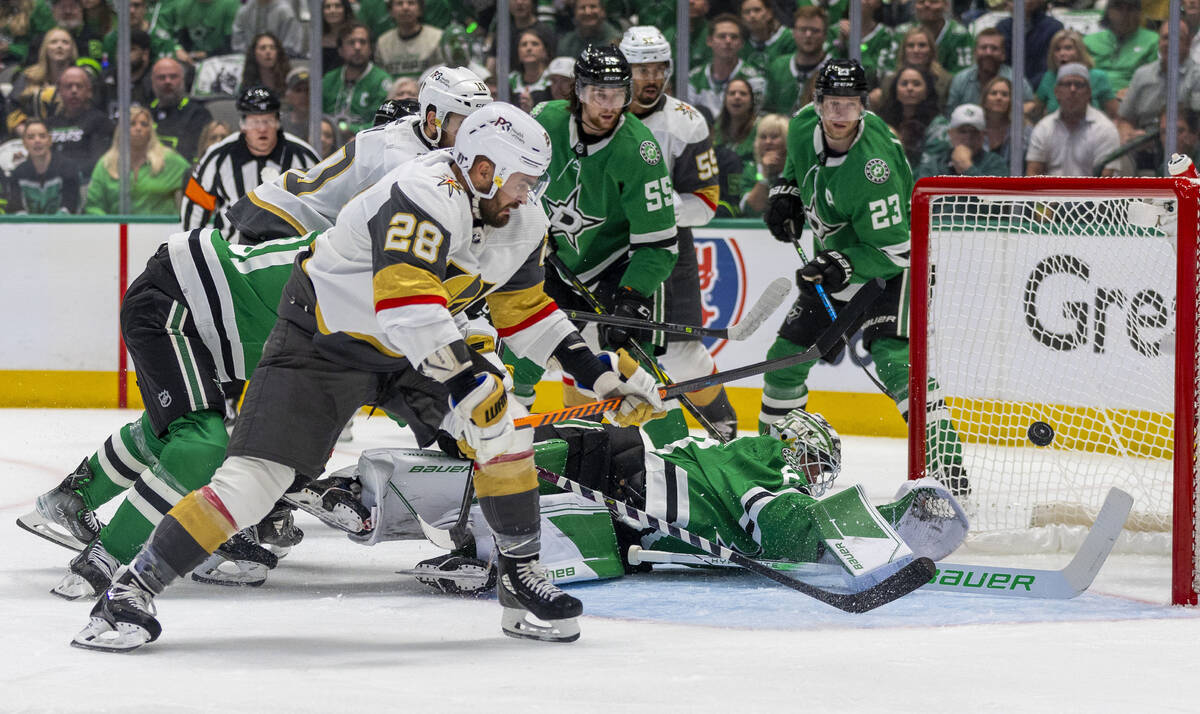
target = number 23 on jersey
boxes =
[868,194,903,230]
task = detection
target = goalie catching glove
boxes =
[579,349,666,427]
[797,249,852,294]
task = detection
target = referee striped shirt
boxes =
[181,130,320,240]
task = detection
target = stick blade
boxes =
[726,277,791,340]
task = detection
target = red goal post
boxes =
[908,176,1199,606]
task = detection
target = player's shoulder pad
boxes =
[662,96,711,143]
[368,152,469,230]
[617,114,669,168]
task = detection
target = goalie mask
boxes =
[769,409,841,497]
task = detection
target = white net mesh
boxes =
[920,192,1178,554]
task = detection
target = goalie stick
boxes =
[535,466,934,613]
[514,278,885,429]
[629,487,1134,600]
[562,276,791,341]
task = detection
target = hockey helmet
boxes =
[417,65,493,143]
[374,98,420,126]
[619,26,673,82]
[769,409,841,497]
[814,59,869,104]
[237,85,281,116]
[453,102,552,201]
[574,44,632,109]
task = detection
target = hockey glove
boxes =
[600,286,654,350]
[797,250,853,294]
[448,373,518,464]
[765,178,804,242]
[586,349,667,427]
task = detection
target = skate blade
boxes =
[399,564,495,595]
[51,572,103,601]
[70,617,153,652]
[500,607,580,643]
[15,511,89,552]
[190,554,268,587]
[281,495,369,535]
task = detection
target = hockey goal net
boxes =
[908,176,1199,606]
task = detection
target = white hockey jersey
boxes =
[226,117,438,242]
[635,96,719,227]
[301,150,575,370]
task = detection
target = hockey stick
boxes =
[536,466,934,613]
[923,487,1133,599]
[514,278,885,430]
[628,487,1133,600]
[545,252,729,443]
[562,276,791,341]
[787,229,895,400]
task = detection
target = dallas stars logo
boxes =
[437,175,464,196]
[544,184,604,252]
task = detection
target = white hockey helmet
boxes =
[453,102,552,200]
[417,65,493,143]
[619,26,673,82]
[769,409,842,497]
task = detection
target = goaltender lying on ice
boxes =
[291,413,970,599]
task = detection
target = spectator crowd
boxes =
[1,0,1198,216]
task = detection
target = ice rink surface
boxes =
[3,409,1199,713]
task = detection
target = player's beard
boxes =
[478,194,515,227]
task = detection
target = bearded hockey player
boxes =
[224,65,492,244]
[618,26,741,442]
[70,104,665,652]
[514,45,680,429]
[760,59,967,491]
[308,410,967,596]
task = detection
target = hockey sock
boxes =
[505,347,544,408]
[77,417,158,510]
[759,336,815,433]
[99,410,230,563]
[127,485,239,594]
[868,338,967,473]
[479,487,541,558]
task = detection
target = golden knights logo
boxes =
[437,175,464,196]
[544,184,604,252]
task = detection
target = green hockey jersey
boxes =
[643,434,825,562]
[165,228,314,381]
[780,105,912,284]
[532,100,678,296]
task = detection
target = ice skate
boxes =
[190,529,277,587]
[16,460,102,551]
[496,554,582,643]
[71,572,161,652]
[52,539,119,601]
[402,553,496,595]
[283,475,372,534]
[252,503,303,558]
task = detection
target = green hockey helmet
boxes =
[769,409,841,497]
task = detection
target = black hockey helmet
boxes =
[574,44,632,106]
[237,85,281,115]
[373,98,420,126]
[814,59,869,104]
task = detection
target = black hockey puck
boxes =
[1028,421,1054,447]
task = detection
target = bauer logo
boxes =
[694,237,748,356]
